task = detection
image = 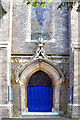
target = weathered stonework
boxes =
[0,0,79,119]
[11,54,69,116]
[68,2,80,118]
[0,0,10,42]
[0,47,10,118]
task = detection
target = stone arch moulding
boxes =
[16,58,64,85]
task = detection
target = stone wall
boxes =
[0,0,10,42]
[1,0,79,118]
[0,48,10,118]
[12,1,69,55]
[0,0,11,118]
[0,48,8,104]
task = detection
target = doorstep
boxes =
[22,111,59,116]
[19,110,65,118]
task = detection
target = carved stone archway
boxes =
[17,59,64,85]
[15,38,64,112]
[16,58,64,112]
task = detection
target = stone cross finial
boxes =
[34,37,47,59]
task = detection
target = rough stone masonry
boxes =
[0,0,80,119]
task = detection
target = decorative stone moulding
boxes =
[72,43,80,49]
[15,38,65,85]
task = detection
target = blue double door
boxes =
[27,86,53,112]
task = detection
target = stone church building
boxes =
[0,0,80,118]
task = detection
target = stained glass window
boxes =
[31,4,51,40]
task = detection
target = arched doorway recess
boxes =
[27,70,53,112]
[16,59,64,112]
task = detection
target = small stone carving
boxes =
[34,37,47,59]
[15,38,64,84]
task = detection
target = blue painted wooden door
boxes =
[27,86,53,112]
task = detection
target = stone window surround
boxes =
[25,3,55,42]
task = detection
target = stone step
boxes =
[20,111,64,118]
[21,111,59,116]
[20,115,64,119]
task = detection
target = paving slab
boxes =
[1,118,80,120]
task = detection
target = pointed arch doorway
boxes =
[27,70,53,112]
[17,59,64,113]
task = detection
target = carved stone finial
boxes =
[34,38,47,59]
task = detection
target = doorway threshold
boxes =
[22,111,59,116]
[20,111,65,118]
[20,110,65,118]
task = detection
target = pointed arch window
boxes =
[31,4,51,40]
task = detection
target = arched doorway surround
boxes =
[16,59,64,112]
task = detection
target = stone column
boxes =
[68,2,80,118]
[21,85,26,111]
[72,47,80,118]
[54,84,61,111]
